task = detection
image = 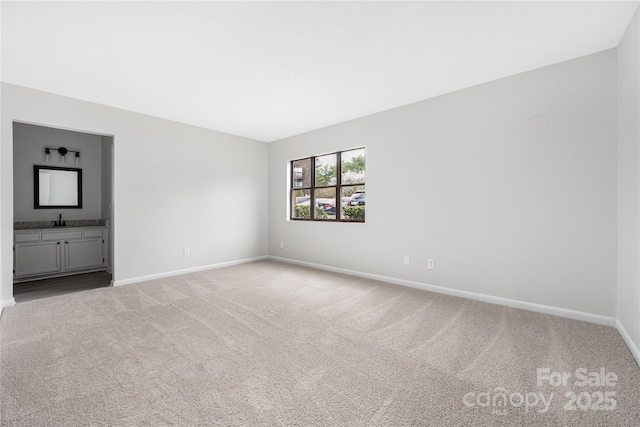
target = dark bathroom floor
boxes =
[13,271,112,303]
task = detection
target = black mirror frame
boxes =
[33,165,83,209]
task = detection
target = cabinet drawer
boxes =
[84,229,103,238]
[14,233,40,243]
[42,231,82,241]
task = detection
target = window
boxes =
[291,148,365,222]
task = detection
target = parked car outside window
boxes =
[316,198,336,215]
[349,191,365,206]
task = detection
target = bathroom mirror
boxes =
[34,166,83,209]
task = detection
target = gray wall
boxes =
[617,7,640,356]
[268,49,618,317]
[13,122,102,221]
[1,83,269,305]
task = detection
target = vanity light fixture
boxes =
[45,147,80,164]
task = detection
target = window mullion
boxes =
[336,151,342,221]
[311,156,316,220]
[290,160,295,220]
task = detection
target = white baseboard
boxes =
[1,299,16,318]
[112,256,268,287]
[268,256,616,327]
[615,319,640,368]
[1,298,16,313]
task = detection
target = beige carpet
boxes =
[1,260,639,426]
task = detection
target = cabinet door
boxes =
[65,238,104,271]
[15,241,62,277]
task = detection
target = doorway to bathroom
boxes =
[12,122,114,301]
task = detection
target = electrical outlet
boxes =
[428,258,435,270]
[279,241,284,249]
[404,255,410,266]
[184,249,190,257]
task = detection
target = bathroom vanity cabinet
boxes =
[14,227,106,282]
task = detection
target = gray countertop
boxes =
[14,219,106,232]
[15,226,107,232]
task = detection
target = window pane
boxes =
[341,148,365,184]
[341,185,365,221]
[292,189,311,219]
[292,158,311,189]
[315,187,336,220]
[315,154,337,187]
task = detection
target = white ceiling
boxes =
[1,1,638,142]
